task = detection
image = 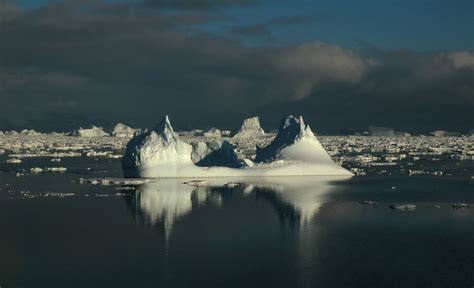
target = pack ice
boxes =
[122,115,353,178]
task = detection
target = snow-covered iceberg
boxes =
[122,115,352,178]
[112,123,138,138]
[232,116,265,138]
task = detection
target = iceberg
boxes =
[368,126,395,136]
[5,130,18,135]
[122,115,353,178]
[20,129,42,136]
[232,116,265,138]
[203,127,222,138]
[73,125,110,137]
[430,130,461,137]
[112,123,139,138]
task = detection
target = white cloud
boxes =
[275,42,367,99]
[448,51,474,69]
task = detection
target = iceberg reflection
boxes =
[128,176,349,240]
[244,176,346,226]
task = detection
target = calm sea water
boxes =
[1,157,473,288]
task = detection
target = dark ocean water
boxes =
[0,157,473,288]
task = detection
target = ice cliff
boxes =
[122,115,352,178]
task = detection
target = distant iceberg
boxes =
[112,123,139,139]
[368,126,395,136]
[73,125,109,137]
[232,116,265,138]
[430,130,461,137]
[122,115,353,178]
[20,129,42,136]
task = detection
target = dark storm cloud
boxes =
[0,0,472,133]
[228,15,315,40]
[229,24,271,37]
[142,0,255,10]
[267,15,316,26]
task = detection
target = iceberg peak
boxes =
[233,116,265,138]
[256,115,315,162]
[280,115,315,141]
[152,115,177,143]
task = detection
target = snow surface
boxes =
[122,115,353,178]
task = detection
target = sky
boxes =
[0,0,473,133]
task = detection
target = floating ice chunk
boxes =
[452,203,473,209]
[43,192,75,198]
[390,203,416,210]
[30,167,44,174]
[183,180,208,187]
[242,158,255,167]
[44,167,67,173]
[225,182,240,188]
[360,200,377,205]
[78,177,153,185]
